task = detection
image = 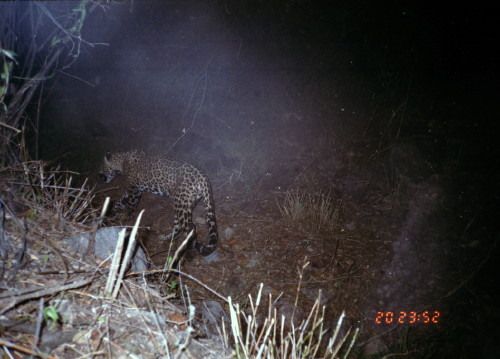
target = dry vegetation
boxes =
[0,160,358,358]
[278,188,343,234]
[226,274,359,359]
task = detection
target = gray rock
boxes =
[203,250,220,263]
[223,227,235,241]
[199,300,230,326]
[196,300,230,337]
[66,227,149,272]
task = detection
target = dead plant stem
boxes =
[0,276,94,315]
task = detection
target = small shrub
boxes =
[278,188,342,233]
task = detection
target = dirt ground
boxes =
[92,137,462,356]
[1,130,491,358]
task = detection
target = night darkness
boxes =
[1,0,498,358]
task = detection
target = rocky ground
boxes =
[93,138,464,357]
[0,136,488,358]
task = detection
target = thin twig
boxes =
[167,72,208,153]
[105,228,126,296]
[34,1,108,48]
[7,180,89,191]
[86,196,109,258]
[0,276,94,314]
[0,339,59,359]
[0,121,22,133]
[112,210,145,298]
[32,298,45,355]
[143,268,228,303]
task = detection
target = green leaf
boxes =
[1,61,12,80]
[0,49,17,62]
[44,306,59,322]
[50,36,62,47]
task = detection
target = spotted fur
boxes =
[100,150,218,256]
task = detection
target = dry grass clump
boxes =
[6,160,96,224]
[278,188,343,233]
[225,284,358,359]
